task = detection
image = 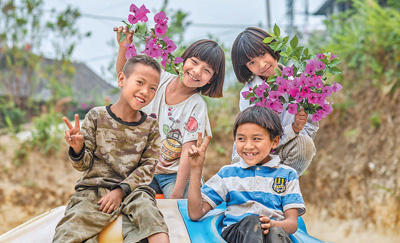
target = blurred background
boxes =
[1,0,399,242]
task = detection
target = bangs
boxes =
[234,35,268,66]
[184,41,224,74]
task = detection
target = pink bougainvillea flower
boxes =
[316,93,327,105]
[316,53,326,59]
[129,4,139,13]
[161,57,169,68]
[312,112,322,122]
[332,81,343,92]
[242,91,251,99]
[313,76,324,89]
[269,90,281,101]
[255,99,265,107]
[128,14,139,24]
[276,76,288,86]
[288,103,298,115]
[321,104,333,114]
[305,76,314,87]
[272,101,284,113]
[163,36,177,53]
[278,84,289,94]
[288,87,299,98]
[125,43,137,60]
[300,86,311,97]
[136,4,150,22]
[254,86,263,97]
[258,82,270,91]
[322,85,333,96]
[282,66,294,77]
[174,57,184,64]
[305,63,315,75]
[155,21,169,37]
[330,54,338,60]
[315,60,325,71]
[265,99,274,110]
[250,96,256,103]
[308,93,318,104]
[154,11,168,23]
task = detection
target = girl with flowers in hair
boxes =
[114,3,225,199]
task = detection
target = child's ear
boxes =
[117,72,125,87]
[272,136,280,149]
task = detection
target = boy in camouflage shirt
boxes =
[53,55,169,243]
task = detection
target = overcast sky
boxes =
[43,0,326,84]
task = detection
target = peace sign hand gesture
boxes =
[188,132,211,171]
[62,114,84,154]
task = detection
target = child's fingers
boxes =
[74,114,80,129]
[201,136,212,151]
[196,132,203,148]
[63,117,73,130]
[64,130,72,142]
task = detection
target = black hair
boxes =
[231,27,281,84]
[233,106,283,141]
[181,39,225,98]
[122,55,161,78]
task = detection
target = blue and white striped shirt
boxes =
[201,155,306,230]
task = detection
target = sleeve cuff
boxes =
[68,144,85,161]
[111,183,131,196]
[284,124,297,138]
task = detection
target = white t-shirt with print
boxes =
[143,71,212,174]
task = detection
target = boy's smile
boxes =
[235,123,280,166]
[118,63,160,111]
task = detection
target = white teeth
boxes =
[244,152,257,156]
[188,73,199,81]
[136,97,145,103]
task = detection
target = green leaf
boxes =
[329,58,342,65]
[330,66,342,75]
[118,32,126,42]
[303,48,309,57]
[274,67,282,76]
[266,75,277,83]
[273,24,281,37]
[290,35,298,48]
[276,43,283,51]
[286,46,292,55]
[263,37,273,44]
[282,36,289,44]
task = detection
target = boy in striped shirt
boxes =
[188,106,305,243]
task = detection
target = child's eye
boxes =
[253,137,261,141]
[191,59,197,64]
[137,81,143,85]
[204,69,211,74]
[237,137,244,141]
[248,61,254,66]
[150,87,157,92]
[261,52,266,57]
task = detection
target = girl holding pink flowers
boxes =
[114,21,225,199]
[231,27,318,176]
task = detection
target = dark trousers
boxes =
[221,215,292,243]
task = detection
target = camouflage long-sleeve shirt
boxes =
[69,106,161,195]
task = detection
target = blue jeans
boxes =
[149,173,204,199]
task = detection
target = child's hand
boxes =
[63,114,84,154]
[113,26,134,48]
[292,108,307,134]
[188,132,211,171]
[259,215,272,234]
[98,188,124,214]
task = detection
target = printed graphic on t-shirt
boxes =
[160,116,182,166]
[184,116,199,133]
[272,177,287,194]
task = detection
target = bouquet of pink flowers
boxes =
[119,3,183,74]
[242,24,343,122]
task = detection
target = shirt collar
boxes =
[239,154,281,169]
